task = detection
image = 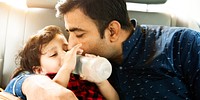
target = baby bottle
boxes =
[72,55,112,83]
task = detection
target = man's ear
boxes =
[32,66,42,74]
[107,20,121,42]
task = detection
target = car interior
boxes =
[0,0,200,89]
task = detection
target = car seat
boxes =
[126,0,200,31]
[0,0,64,89]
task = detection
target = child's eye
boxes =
[50,53,57,57]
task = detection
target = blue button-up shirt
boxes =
[108,20,200,100]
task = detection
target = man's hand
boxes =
[0,91,21,100]
[22,75,78,100]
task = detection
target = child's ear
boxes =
[32,66,42,74]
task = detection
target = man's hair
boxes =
[56,0,133,38]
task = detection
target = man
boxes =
[4,0,200,99]
[56,0,200,99]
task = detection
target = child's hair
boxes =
[12,25,63,78]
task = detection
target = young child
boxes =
[5,25,119,100]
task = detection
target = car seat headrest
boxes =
[26,0,167,9]
[125,0,167,4]
[26,0,57,9]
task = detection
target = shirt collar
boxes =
[122,19,142,61]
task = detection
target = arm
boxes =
[22,75,78,100]
[178,29,200,99]
[52,67,71,87]
[53,44,82,87]
[0,91,21,100]
[187,31,200,99]
[79,54,118,99]
[5,73,77,100]
[96,80,119,100]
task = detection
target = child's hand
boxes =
[61,44,83,73]
[84,53,97,58]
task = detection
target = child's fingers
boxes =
[71,44,82,52]
[68,44,82,55]
[79,74,87,80]
[85,53,96,58]
[77,49,83,55]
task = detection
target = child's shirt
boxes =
[46,73,104,100]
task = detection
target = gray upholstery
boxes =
[128,11,172,26]
[0,2,10,89]
[0,2,64,88]
[26,0,57,9]
[26,0,167,8]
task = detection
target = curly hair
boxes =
[12,25,63,78]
